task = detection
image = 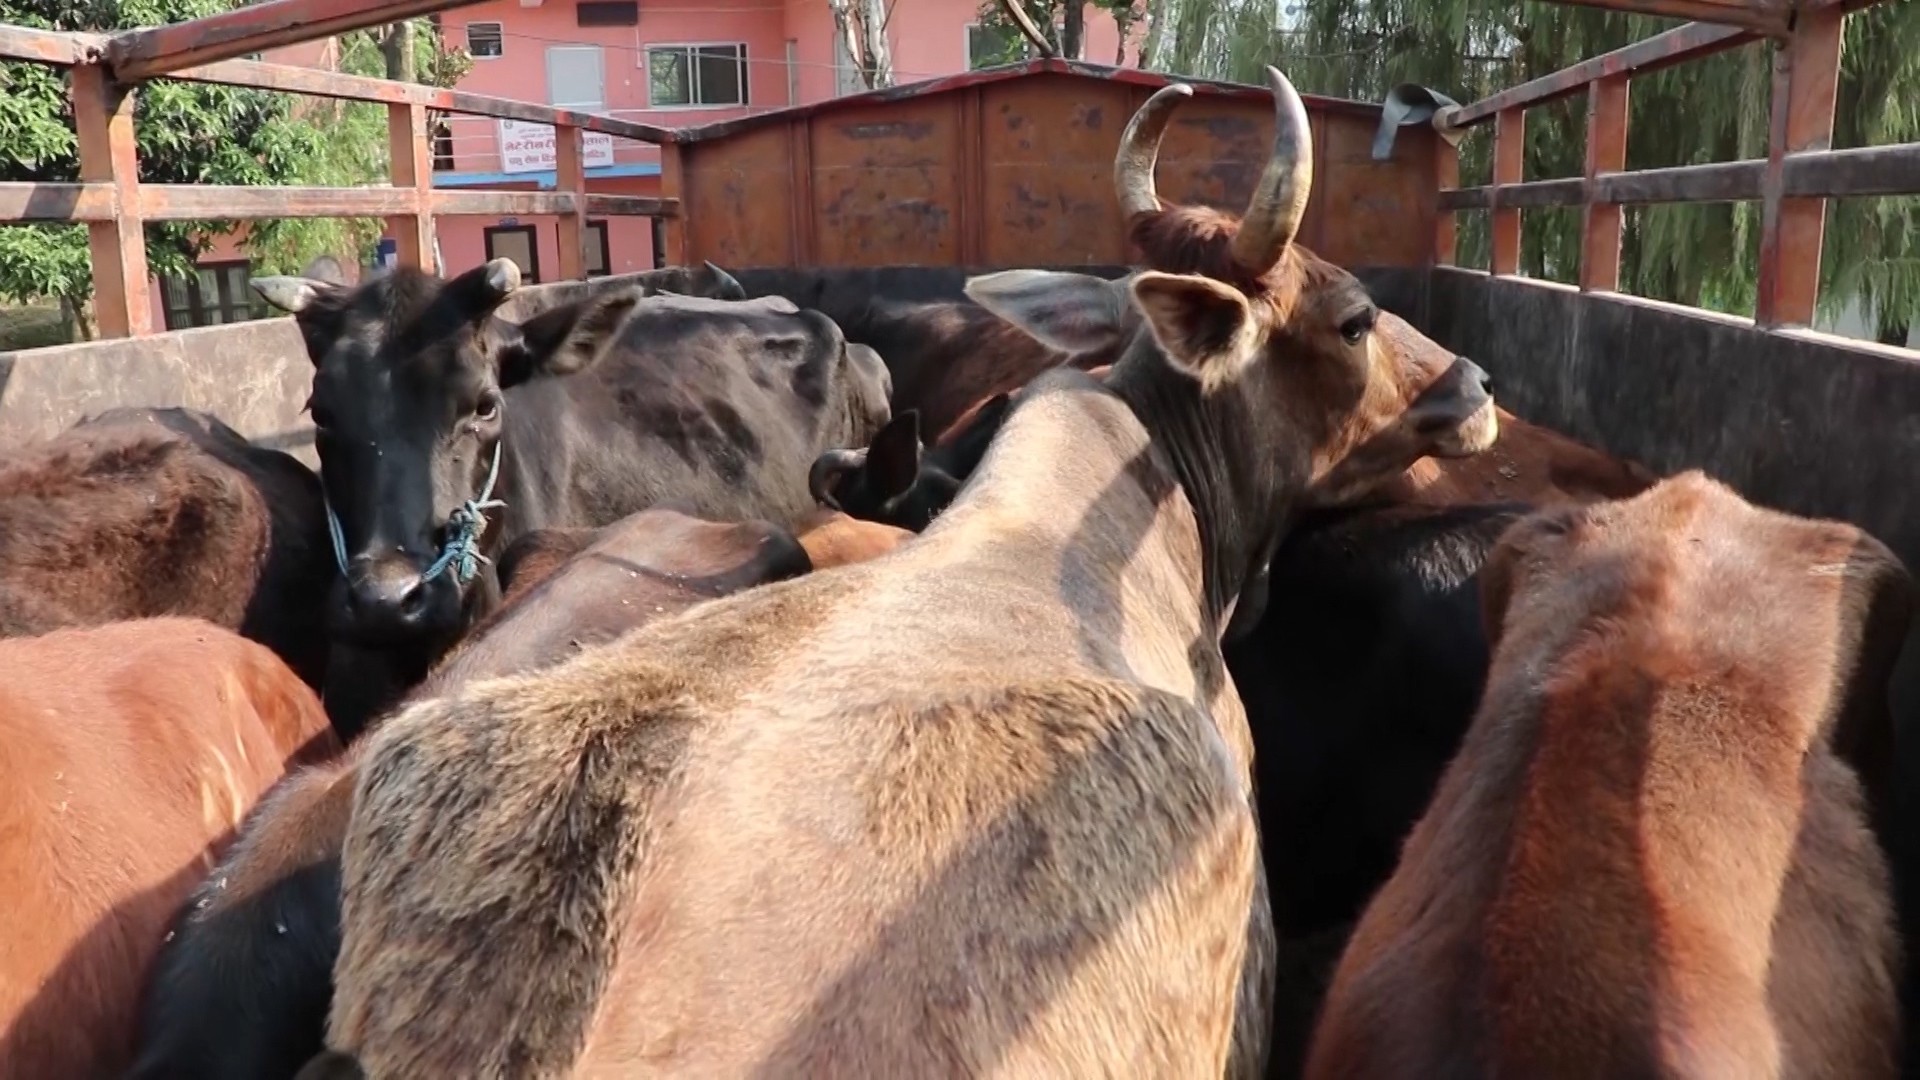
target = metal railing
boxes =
[0,4,684,339]
[1429,1,1913,330]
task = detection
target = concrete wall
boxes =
[1422,267,1920,569]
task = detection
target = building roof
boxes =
[671,59,1386,146]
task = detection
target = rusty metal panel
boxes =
[673,65,1438,272]
[682,126,797,269]
[1314,111,1436,270]
[977,74,1133,267]
[808,98,960,267]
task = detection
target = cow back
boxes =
[0,619,334,1079]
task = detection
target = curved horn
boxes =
[1229,66,1314,275]
[482,257,522,298]
[1114,83,1195,222]
[808,448,868,509]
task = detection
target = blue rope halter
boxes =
[323,439,506,587]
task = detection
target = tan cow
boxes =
[1306,472,1907,1080]
[310,66,1498,1078]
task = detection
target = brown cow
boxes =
[1305,472,1908,1080]
[0,619,335,1079]
[0,407,333,687]
[793,506,913,569]
[311,66,1495,1077]
[127,507,821,1080]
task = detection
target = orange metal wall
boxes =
[670,71,1438,271]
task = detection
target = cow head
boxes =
[252,260,638,647]
[967,67,1498,627]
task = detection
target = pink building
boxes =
[155,0,1135,330]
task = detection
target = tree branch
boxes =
[998,0,1059,59]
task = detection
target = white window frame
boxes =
[964,20,1063,69]
[644,42,750,111]
[465,21,504,60]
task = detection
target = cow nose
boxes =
[1455,356,1494,397]
[347,558,433,627]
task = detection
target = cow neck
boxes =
[1106,351,1292,636]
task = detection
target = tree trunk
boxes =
[1140,0,1175,71]
[60,293,94,342]
[830,0,894,89]
[381,20,415,82]
[1062,1,1085,60]
[1877,315,1911,348]
[857,0,894,87]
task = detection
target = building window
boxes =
[647,44,748,108]
[547,45,606,109]
[585,221,611,277]
[466,22,503,59]
[577,1,638,27]
[484,224,541,284]
[160,260,266,331]
[966,22,1052,69]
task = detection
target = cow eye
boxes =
[475,392,502,422]
[1339,311,1375,345]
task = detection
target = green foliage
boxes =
[972,0,1142,64]
[0,3,469,316]
[1144,0,1920,336]
[248,21,471,274]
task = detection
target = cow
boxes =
[804,310,1663,1079]
[786,285,1119,443]
[1305,473,1908,1080]
[0,619,335,1079]
[248,269,892,737]
[305,66,1497,1077]
[126,507,824,1080]
[793,506,914,569]
[0,407,332,688]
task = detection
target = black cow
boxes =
[251,260,891,735]
[752,276,1125,442]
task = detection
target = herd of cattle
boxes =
[2,66,1913,1078]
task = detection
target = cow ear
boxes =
[252,276,338,314]
[500,288,641,388]
[964,269,1132,357]
[868,410,923,502]
[1129,271,1259,392]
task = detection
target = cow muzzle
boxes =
[338,554,462,645]
[1413,355,1499,458]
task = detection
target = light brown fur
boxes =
[330,383,1271,1077]
[0,618,336,1078]
[793,507,913,569]
[1305,472,1905,1080]
[323,72,1498,1079]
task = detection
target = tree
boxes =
[1140,0,1920,338]
[829,0,895,89]
[0,1,468,337]
[247,19,471,276]
[977,1,1143,65]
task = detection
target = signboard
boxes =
[498,119,616,174]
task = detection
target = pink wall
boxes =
[437,176,665,279]
[440,0,795,174]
